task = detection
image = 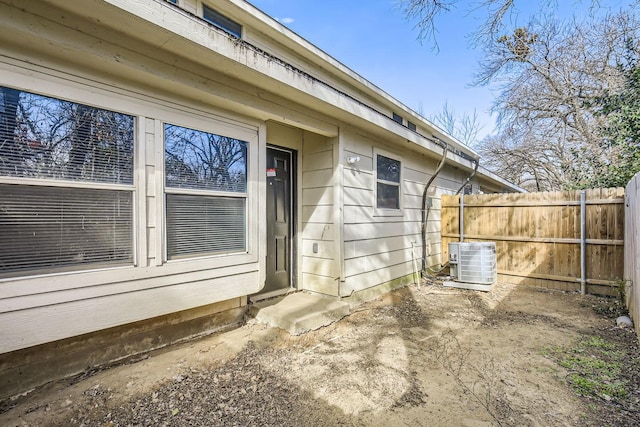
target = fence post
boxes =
[580,190,587,295]
[459,193,464,242]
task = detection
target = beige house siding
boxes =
[0,54,264,354]
[340,130,466,295]
[301,132,339,296]
[0,0,521,361]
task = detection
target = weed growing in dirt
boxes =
[589,295,628,319]
[544,336,632,402]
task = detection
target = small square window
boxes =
[407,121,417,131]
[203,5,242,38]
[392,113,403,124]
[274,158,287,171]
[375,152,401,210]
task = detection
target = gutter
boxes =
[40,0,511,187]
[108,0,480,168]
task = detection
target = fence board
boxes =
[442,189,625,296]
[624,173,640,339]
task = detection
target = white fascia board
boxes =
[226,0,478,159]
[37,0,481,171]
[226,1,479,155]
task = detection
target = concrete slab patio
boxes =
[249,292,350,335]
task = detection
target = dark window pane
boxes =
[392,113,403,124]
[203,5,242,38]
[164,124,247,193]
[377,154,400,183]
[0,184,133,277]
[377,182,399,209]
[0,86,134,184]
[166,194,246,259]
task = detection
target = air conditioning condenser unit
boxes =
[445,242,497,291]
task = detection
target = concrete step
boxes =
[249,292,350,335]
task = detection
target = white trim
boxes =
[135,115,147,268]
[0,177,135,192]
[154,118,166,267]
[165,187,248,198]
[160,118,254,263]
[334,133,346,292]
[257,123,268,290]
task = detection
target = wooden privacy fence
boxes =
[441,188,625,296]
[625,173,639,339]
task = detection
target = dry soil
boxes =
[1,280,639,426]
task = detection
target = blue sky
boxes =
[247,0,633,141]
[247,0,511,140]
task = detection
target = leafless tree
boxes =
[400,0,563,49]
[402,1,640,190]
[0,88,134,183]
[430,101,484,148]
[0,87,21,171]
[476,11,639,189]
[477,130,567,191]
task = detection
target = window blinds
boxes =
[0,184,133,277]
[164,123,249,260]
[0,86,134,185]
[0,85,135,277]
[166,194,246,259]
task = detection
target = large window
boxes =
[0,86,134,277]
[375,151,401,210]
[164,123,248,259]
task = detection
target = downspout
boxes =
[455,157,480,195]
[456,158,479,244]
[421,142,448,276]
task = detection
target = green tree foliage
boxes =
[593,57,640,187]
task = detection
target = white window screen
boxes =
[0,86,135,277]
[164,123,248,259]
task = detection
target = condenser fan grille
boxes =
[449,242,497,285]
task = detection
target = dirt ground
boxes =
[1,279,639,426]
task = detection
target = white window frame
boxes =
[162,120,254,262]
[0,86,137,279]
[373,148,403,217]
